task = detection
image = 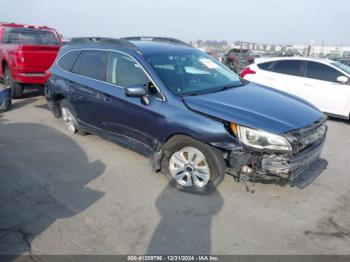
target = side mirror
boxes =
[337,76,349,85]
[125,85,147,97]
[124,85,149,105]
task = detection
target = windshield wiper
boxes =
[182,82,246,96]
[215,82,245,92]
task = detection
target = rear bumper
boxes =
[11,68,48,84]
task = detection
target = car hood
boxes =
[183,83,324,134]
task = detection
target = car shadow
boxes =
[9,85,44,101]
[21,85,44,98]
[147,184,224,254]
[0,121,105,256]
[0,115,8,124]
[327,116,349,124]
[34,103,50,111]
[10,98,38,110]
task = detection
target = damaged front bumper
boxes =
[260,138,327,188]
[224,123,328,189]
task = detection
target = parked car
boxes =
[224,48,254,73]
[45,37,327,194]
[333,57,350,66]
[241,57,350,119]
[0,23,62,98]
[0,86,11,111]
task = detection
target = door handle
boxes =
[104,93,112,102]
[266,77,275,80]
[103,94,112,102]
[97,92,112,102]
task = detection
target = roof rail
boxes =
[68,37,138,50]
[122,36,191,47]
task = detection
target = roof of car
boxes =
[0,23,54,30]
[65,37,195,55]
[130,40,194,55]
[254,56,335,65]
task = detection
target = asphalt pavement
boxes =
[0,88,350,255]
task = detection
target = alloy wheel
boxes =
[61,107,77,133]
[169,146,210,188]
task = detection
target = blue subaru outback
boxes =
[45,37,328,194]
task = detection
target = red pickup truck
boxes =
[0,23,62,98]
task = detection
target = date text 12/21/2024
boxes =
[127,256,220,261]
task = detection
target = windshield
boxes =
[331,61,350,75]
[146,51,242,95]
[3,28,60,45]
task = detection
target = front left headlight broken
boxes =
[231,123,292,152]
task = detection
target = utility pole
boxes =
[340,42,343,57]
[307,40,314,57]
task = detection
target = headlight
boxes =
[230,123,292,152]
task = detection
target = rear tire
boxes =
[161,135,225,194]
[59,99,87,135]
[3,66,23,99]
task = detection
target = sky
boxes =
[1,0,349,46]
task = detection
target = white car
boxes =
[241,57,350,119]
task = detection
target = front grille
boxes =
[285,116,327,154]
[297,124,327,151]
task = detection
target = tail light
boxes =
[45,70,52,79]
[13,51,25,67]
[240,67,256,78]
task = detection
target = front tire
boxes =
[161,135,225,194]
[3,66,23,99]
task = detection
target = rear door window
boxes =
[272,60,305,77]
[306,61,345,82]
[72,50,108,81]
[58,51,80,72]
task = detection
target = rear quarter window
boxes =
[71,50,108,81]
[58,51,80,72]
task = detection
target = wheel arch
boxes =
[50,93,66,118]
[160,133,226,193]
[1,59,8,76]
[151,132,225,172]
[165,133,201,145]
